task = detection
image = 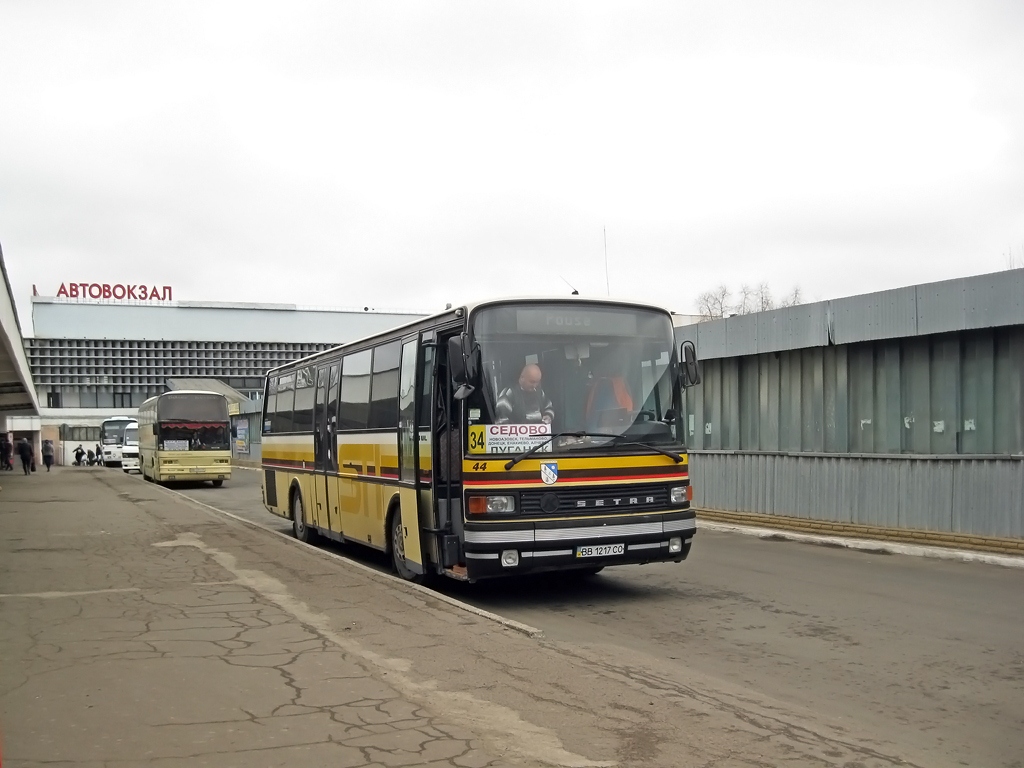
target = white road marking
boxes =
[154,532,611,768]
[0,588,141,599]
[144,478,544,638]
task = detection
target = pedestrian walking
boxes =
[16,438,33,476]
[42,440,54,472]
[0,436,10,471]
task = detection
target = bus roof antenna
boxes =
[559,275,579,296]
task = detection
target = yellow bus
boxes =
[138,391,232,486]
[261,297,701,582]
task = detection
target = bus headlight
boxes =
[468,495,516,514]
[501,550,520,567]
[669,537,683,553]
[670,486,688,504]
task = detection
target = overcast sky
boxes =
[2,1,1023,331]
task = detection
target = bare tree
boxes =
[736,284,755,315]
[1005,245,1024,270]
[695,282,802,318]
[778,286,803,307]
[696,285,731,320]
[754,282,774,312]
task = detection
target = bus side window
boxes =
[339,350,372,430]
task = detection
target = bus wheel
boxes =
[212,479,224,488]
[292,491,313,543]
[390,512,422,583]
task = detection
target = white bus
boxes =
[100,416,136,467]
[121,421,140,473]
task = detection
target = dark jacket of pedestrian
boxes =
[17,439,33,475]
[42,440,54,470]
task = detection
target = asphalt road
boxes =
[177,468,1024,768]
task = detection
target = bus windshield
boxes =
[158,423,229,451]
[100,420,130,446]
[154,393,231,451]
[157,393,229,422]
[124,425,139,446]
[470,304,680,449]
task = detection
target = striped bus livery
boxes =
[261,297,701,582]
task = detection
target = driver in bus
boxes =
[495,363,555,425]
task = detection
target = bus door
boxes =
[397,335,429,575]
[312,363,340,532]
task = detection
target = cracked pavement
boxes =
[0,468,995,767]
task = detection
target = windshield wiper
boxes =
[607,434,684,463]
[503,431,619,470]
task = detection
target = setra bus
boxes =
[99,416,136,466]
[260,297,701,582]
[137,391,232,486]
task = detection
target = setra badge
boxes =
[540,462,559,485]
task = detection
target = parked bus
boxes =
[99,416,136,466]
[121,420,140,473]
[261,297,701,583]
[137,391,232,486]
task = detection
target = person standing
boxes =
[17,438,33,475]
[0,436,10,471]
[42,440,54,472]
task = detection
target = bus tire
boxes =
[389,508,424,583]
[291,488,314,543]
[212,479,224,488]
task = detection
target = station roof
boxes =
[0,245,39,414]
[30,297,426,344]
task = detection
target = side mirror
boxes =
[448,333,479,400]
[151,424,159,436]
[231,426,238,439]
[448,336,467,384]
[680,341,701,387]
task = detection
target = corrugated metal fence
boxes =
[690,452,1024,539]
[678,271,1024,540]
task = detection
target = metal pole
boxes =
[603,226,610,296]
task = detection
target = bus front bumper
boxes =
[462,511,696,579]
[157,465,231,482]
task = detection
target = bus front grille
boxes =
[520,483,672,515]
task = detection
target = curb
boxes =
[698,520,1024,569]
[695,509,1023,556]
[142,478,545,639]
